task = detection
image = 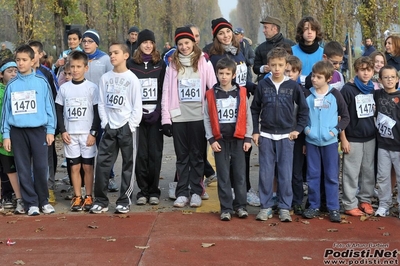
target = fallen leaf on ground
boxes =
[88,225,99,229]
[57,216,66,220]
[382,232,390,236]
[301,220,310,224]
[201,243,215,248]
[360,215,369,221]
[159,176,164,179]
[26,249,32,252]
[327,228,338,232]
[7,220,17,224]
[303,256,312,260]
[35,219,41,222]
[340,220,351,224]
[182,210,192,215]
[14,260,25,265]
[318,217,324,220]
[180,249,189,252]
[106,238,116,242]
[269,222,279,226]
[116,214,129,218]
[378,227,385,230]
[35,227,44,232]
[135,245,150,249]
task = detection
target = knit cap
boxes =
[174,27,195,44]
[211,18,233,38]
[128,26,139,34]
[82,29,100,46]
[137,29,156,47]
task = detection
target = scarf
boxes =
[354,76,374,94]
[266,33,284,44]
[87,49,107,60]
[223,43,238,55]
[142,54,152,62]
[298,41,320,54]
[178,52,193,67]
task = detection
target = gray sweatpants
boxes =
[342,139,375,210]
[376,148,400,209]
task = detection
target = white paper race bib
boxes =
[11,90,37,115]
[314,98,324,108]
[217,96,237,123]
[376,112,396,139]
[106,84,126,109]
[355,94,375,118]
[178,79,201,102]
[235,63,247,86]
[65,97,88,121]
[140,78,157,101]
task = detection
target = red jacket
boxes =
[205,86,247,140]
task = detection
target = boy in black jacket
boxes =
[251,47,309,222]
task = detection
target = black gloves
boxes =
[162,124,172,137]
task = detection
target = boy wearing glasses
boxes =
[340,57,376,216]
[305,41,345,90]
[374,65,400,217]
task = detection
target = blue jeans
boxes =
[306,142,339,211]
[258,136,294,209]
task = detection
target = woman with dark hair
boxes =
[208,17,260,207]
[127,29,166,206]
[292,16,324,85]
[384,35,400,71]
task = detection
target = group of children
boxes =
[1,20,400,224]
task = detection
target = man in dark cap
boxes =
[253,16,295,81]
[126,26,139,57]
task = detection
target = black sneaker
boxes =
[293,204,303,215]
[303,208,320,219]
[3,198,13,209]
[329,210,341,223]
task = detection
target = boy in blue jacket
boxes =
[303,60,350,222]
[1,45,57,216]
[251,47,309,222]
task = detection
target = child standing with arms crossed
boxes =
[90,42,142,214]
[303,61,349,222]
[204,57,252,221]
[374,65,400,217]
[1,45,57,216]
[251,48,309,222]
[55,51,99,212]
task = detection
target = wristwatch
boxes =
[90,130,98,137]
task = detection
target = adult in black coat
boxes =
[253,16,295,82]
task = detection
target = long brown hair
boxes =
[171,43,202,73]
[209,31,240,56]
[132,43,161,64]
[385,35,400,57]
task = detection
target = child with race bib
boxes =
[161,27,216,208]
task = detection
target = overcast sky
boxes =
[218,0,238,20]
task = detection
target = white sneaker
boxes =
[247,188,261,207]
[169,182,177,200]
[28,206,40,216]
[173,196,189,208]
[375,207,389,217]
[42,204,55,214]
[190,194,202,207]
[201,191,209,200]
[15,199,25,214]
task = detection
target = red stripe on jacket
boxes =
[205,86,247,140]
